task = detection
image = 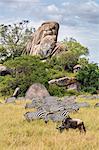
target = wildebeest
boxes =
[57,116,86,133]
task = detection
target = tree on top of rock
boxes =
[63,37,89,57]
[50,38,89,72]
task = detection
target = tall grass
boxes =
[0,99,99,150]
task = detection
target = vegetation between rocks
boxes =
[0,21,99,97]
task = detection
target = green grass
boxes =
[0,99,99,150]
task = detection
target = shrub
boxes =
[49,38,89,72]
[65,89,79,96]
[76,63,99,94]
[48,84,66,97]
[2,55,74,97]
[0,76,15,96]
[0,56,50,96]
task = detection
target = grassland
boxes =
[0,98,99,150]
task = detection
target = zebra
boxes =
[64,103,80,112]
[49,104,66,113]
[44,110,69,123]
[24,109,47,122]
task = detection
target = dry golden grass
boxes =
[0,99,99,150]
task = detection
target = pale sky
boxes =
[0,0,99,64]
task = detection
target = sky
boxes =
[0,0,99,64]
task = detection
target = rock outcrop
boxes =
[0,64,11,76]
[25,21,67,58]
[25,83,50,100]
[48,77,77,86]
[48,77,79,91]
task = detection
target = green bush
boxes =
[2,55,70,97]
[48,84,66,97]
[49,52,78,72]
[65,89,79,96]
[0,56,50,96]
[0,55,76,96]
[0,76,15,96]
[48,38,89,72]
[81,87,97,94]
[76,63,99,94]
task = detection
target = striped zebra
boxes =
[64,103,80,112]
[24,109,47,122]
[49,104,66,113]
[44,110,69,123]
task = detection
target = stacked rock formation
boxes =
[25,21,66,58]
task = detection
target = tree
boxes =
[78,57,89,66]
[50,38,89,72]
[76,63,99,94]
[0,20,33,61]
[57,51,79,71]
[63,38,89,57]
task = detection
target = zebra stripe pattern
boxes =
[24,109,47,121]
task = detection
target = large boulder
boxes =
[0,64,11,76]
[48,77,80,91]
[25,83,50,100]
[25,21,61,58]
